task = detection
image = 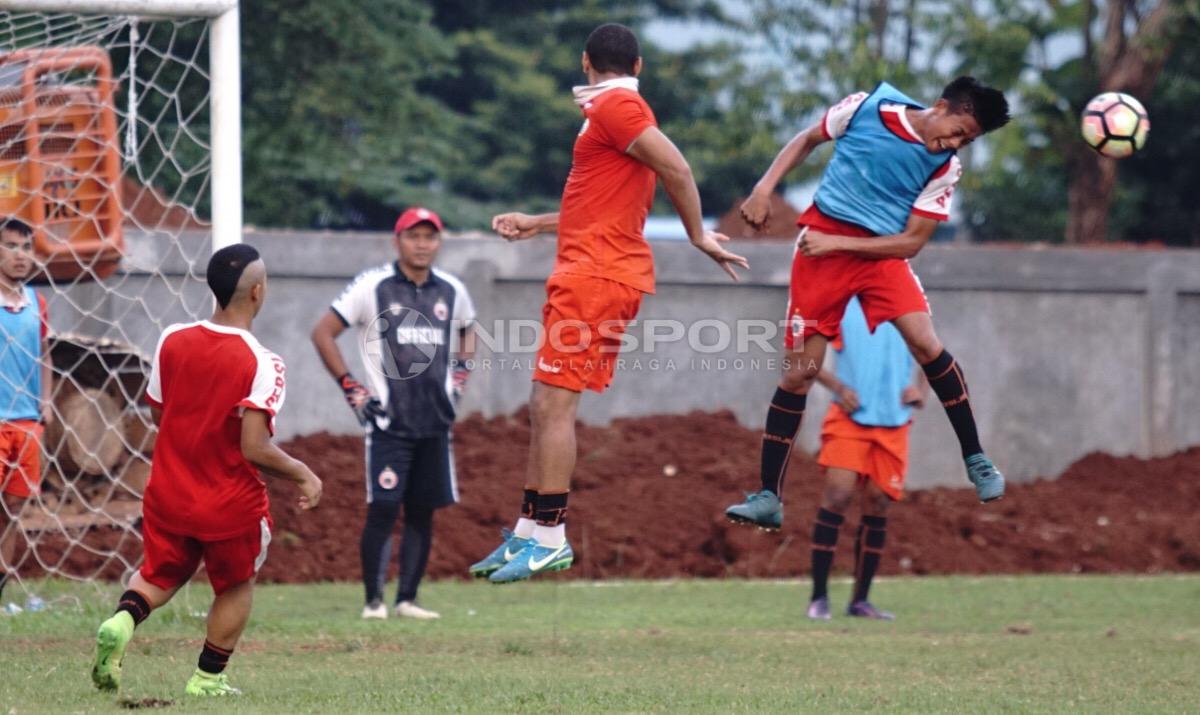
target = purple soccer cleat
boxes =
[806,596,832,621]
[847,600,895,620]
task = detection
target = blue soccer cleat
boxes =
[468,528,531,578]
[965,454,1006,503]
[724,489,783,531]
[488,539,574,584]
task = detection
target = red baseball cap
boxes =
[394,207,444,233]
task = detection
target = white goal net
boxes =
[0,2,239,605]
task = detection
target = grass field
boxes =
[2,575,1198,713]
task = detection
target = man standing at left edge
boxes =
[0,218,52,604]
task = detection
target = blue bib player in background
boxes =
[727,77,1011,531]
[0,218,52,605]
[808,297,926,621]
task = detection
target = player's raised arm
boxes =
[240,409,322,510]
[491,212,559,241]
[801,213,938,260]
[742,121,830,230]
[626,126,748,281]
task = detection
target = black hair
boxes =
[206,243,261,309]
[940,76,1011,133]
[0,218,33,238]
[584,23,640,76]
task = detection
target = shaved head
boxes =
[206,244,264,309]
[230,258,266,304]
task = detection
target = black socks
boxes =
[116,589,152,626]
[852,515,888,603]
[810,508,844,601]
[760,389,807,495]
[198,640,232,675]
[922,349,983,458]
[534,492,568,526]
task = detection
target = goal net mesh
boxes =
[0,9,217,601]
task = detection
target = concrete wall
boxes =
[48,228,1200,490]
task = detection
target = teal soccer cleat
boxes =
[966,454,1005,503]
[488,539,574,584]
[724,489,783,530]
[468,528,530,578]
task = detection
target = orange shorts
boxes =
[784,239,929,350]
[0,420,42,498]
[533,273,643,394]
[140,516,272,595]
[816,403,910,500]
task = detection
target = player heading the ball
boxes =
[90,244,323,698]
[725,77,1011,532]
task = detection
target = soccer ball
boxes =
[1080,92,1149,159]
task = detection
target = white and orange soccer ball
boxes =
[1081,92,1149,159]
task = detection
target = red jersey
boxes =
[556,82,658,294]
[143,321,286,540]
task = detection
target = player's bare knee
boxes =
[821,487,854,514]
[780,362,818,393]
[903,331,943,364]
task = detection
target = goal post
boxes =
[0,0,242,597]
[0,0,241,250]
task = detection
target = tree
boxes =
[1064,0,1181,243]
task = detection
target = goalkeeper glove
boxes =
[338,373,385,426]
[451,361,471,404]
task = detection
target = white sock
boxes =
[513,517,536,539]
[533,523,566,547]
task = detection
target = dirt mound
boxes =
[18,411,1199,584]
[257,410,1200,584]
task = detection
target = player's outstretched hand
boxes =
[692,230,749,282]
[739,192,771,231]
[297,468,323,511]
[491,212,541,241]
[835,385,861,413]
[798,229,842,257]
[901,385,925,409]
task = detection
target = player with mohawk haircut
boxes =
[90,244,323,697]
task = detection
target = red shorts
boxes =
[533,273,643,394]
[817,403,910,500]
[0,421,42,498]
[784,237,929,350]
[140,516,272,595]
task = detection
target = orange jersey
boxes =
[556,85,658,294]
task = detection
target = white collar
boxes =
[572,77,639,107]
[199,319,253,338]
[0,283,29,310]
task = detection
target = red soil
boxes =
[22,410,1200,584]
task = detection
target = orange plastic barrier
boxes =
[0,46,123,282]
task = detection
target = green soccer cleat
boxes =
[724,489,783,530]
[468,528,531,578]
[966,454,1006,503]
[185,669,243,697]
[91,611,134,692]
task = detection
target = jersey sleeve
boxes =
[595,93,656,152]
[145,331,169,408]
[330,270,378,327]
[238,348,287,435]
[822,91,869,140]
[454,283,476,329]
[912,156,963,221]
